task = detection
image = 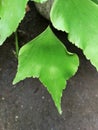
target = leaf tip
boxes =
[56,98,63,115]
[12,74,20,85]
[12,78,17,85]
[58,107,62,115]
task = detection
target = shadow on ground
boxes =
[0,2,98,130]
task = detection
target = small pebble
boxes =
[30,106,33,110]
[95,94,98,98]
[2,97,5,101]
[15,115,19,121]
[21,105,24,108]
[42,96,45,99]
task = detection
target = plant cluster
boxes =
[0,0,98,114]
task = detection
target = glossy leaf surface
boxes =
[0,0,28,45]
[50,0,98,70]
[13,27,79,114]
[91,0,98,4]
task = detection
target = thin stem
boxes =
[15,31,19,58]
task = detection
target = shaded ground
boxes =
[0,2,98,130]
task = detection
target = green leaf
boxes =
[13,27,79,114]
[32,0,47,3]
[91,0,98,4]
[0,0,28,45]
[50,0,98,70]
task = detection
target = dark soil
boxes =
[0,2,98,130]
